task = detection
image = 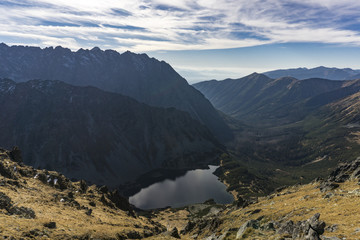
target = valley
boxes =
[194,73,360,200]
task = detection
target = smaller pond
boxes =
[129,165,234,209]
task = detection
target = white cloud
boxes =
[0,0,359,52]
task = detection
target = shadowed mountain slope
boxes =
[0,78,222,187]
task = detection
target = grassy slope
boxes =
[217,179,360,239]
[0,149,163,239]
[152,179,360,239]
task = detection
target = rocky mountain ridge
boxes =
[0,43,231,142]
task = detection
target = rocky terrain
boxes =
[0,43,231,142]
[0,78,223,188]
[1,146,360,239]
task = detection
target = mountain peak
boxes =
[91,46,102,52]
[0,42,8,48]
[245,72,271,80]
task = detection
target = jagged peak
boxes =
[0,42,8,48]
[91,46,102,52]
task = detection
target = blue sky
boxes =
[1,0,360,83]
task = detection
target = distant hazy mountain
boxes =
[193,73,350,125]
[350,73,360,80]
[0,79,222,187]
[0,43,231,141]
[263,66,360,80]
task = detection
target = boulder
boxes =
[236,220,259,239]
[0,162,17,180]
[170,227,180,239]
[0,192,12,209]
[9,146,22,163]
[8,206,36,219]
[180,221,196,234]
[79,180,88,193]
[44,222,56,229]
[308,213,325,235]
[319,182,339,192]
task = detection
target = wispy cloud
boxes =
[0,0,359,52]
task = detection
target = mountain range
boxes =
[194,73,360,195]
[0,43,231,142]
[193,73,360,126]
[263,66,360,80]
[0,78,222,187]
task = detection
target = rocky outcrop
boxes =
[276,213,325,240]
[236,219,260,239]
[233,214,325,239]
[327,157,360,183]
[319,157,360,192]
[170,227,181,239]
[0,192,35,219]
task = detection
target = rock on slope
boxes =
[0,78,222,187]
[0,43,232,141]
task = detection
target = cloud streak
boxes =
[0,0,359,52]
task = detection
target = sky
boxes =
[1,0,360,83]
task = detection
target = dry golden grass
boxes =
[0,178,157,239]
[0,151,160,239]
[198,180,360,239]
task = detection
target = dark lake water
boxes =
[129,165,234,209]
